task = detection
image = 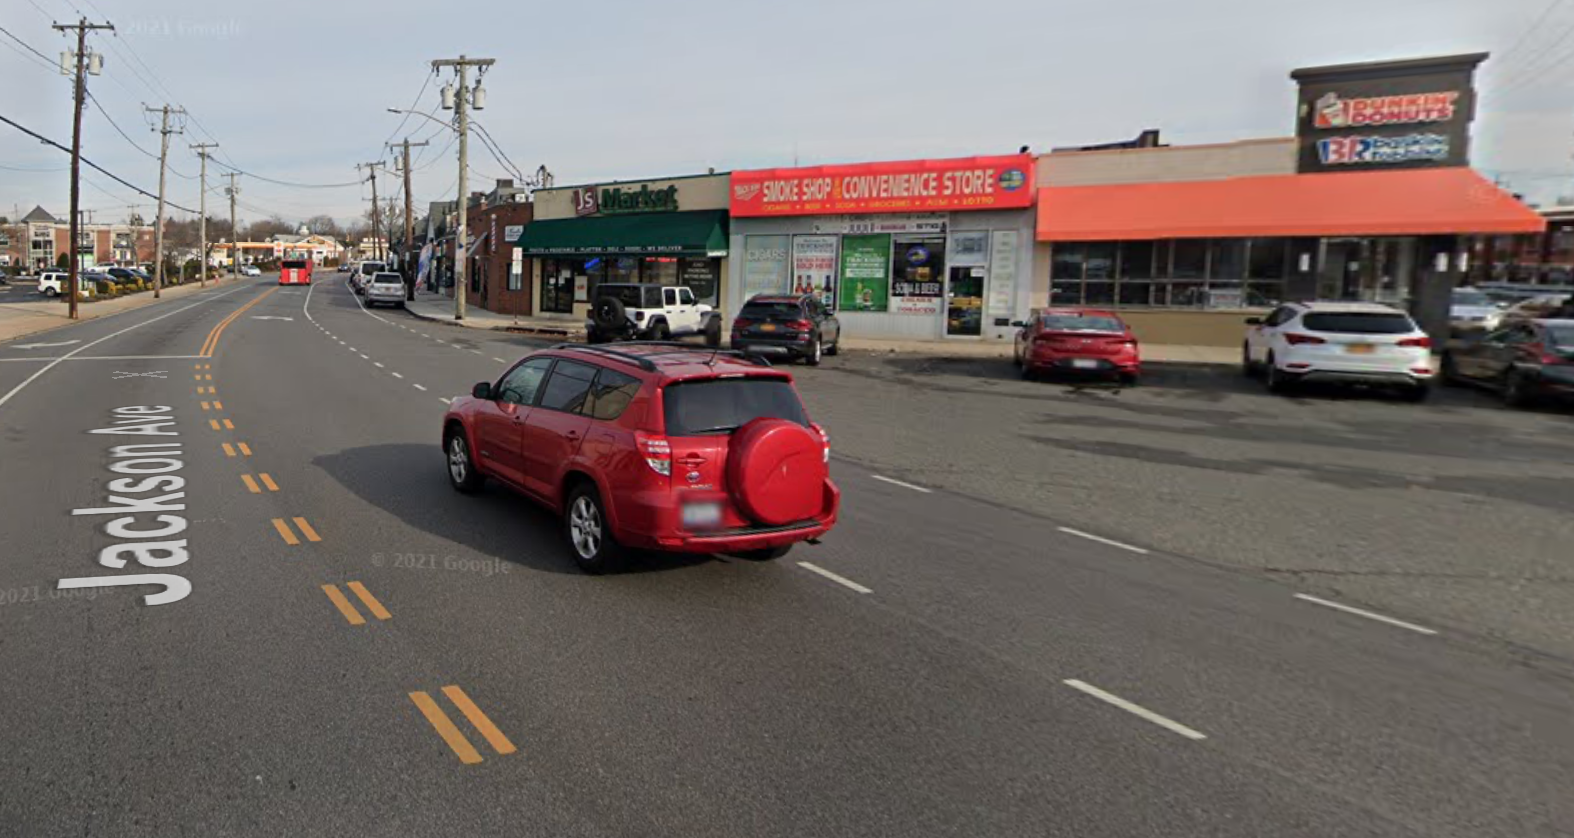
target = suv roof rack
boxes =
[553,341,774,369]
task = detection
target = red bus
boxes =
[280,259,313,285]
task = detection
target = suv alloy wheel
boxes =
[565,483,624,574]
[445,429,485,493]
[805,336,822,366]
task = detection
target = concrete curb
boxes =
[401,302,586,340]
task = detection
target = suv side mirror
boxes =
[471,382,492,400]
[1244,317,1263,326]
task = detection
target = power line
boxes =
[1498,0,1568,68]
[0,110,198,214]
[209,158,365,189]
[471,120,525,181]
[0,22,55,68]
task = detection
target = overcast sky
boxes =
[2,0,1569,229]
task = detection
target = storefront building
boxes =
[1033,53,1546,346]
[727,154,1037,340]
[517,173,730,320]
[465,200,534,316]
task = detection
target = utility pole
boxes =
[144,104,185,298]
[432,54,493,321]
[190,143,218,287]
[388,138,429,300]
[357,161,385,262]
[53,17,113,320]
[223,172,239,279]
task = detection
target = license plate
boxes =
[681,502,723,529]
[1071,359,1099,369]
[760,323,777,332]
[1346,344,1375,355]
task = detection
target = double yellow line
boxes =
[200,287,277,357]
[409,686,517,765]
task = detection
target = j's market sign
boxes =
[730,155,1034,217]
[574,183,680,216]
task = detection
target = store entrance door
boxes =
[945,267,984,337]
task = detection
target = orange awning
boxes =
[1036,168,1545,241]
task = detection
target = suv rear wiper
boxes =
[684,425,738,435]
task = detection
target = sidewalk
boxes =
[404,291,585,339]
[0,276,240,344]
[402,292,1237,366]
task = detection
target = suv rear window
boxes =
[663,378,807,436]
[741,301,803,318]
[282,260,308,269]
[359,263,385,275]
[600,285,661,309]
[1301,312,1415,334]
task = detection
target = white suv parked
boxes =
[1243,301,1435,401]
[36,271,93,298]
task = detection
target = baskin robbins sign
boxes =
[730,155,1035,217]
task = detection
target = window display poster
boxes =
[891,237,945,316]
[573,273,589,302]
[792,235,839,311]
[838,234,891,312]
[986,230,1019,319]
[950,231,990,267]
[679,257,720,305]
[743,235,791,298]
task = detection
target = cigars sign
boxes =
[1291,53,1484,173]
[730,155,1034,217]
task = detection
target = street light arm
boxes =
[386,108,456,134]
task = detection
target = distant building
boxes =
[0,205,156,270]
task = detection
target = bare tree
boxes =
[244,216,296,241]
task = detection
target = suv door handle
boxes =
[564,430,581,440]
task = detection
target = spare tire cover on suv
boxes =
[726,418,827,526]
[593,296,627,329]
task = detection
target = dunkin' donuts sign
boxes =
[730,155,1034,217]
[1292,53,1484,173]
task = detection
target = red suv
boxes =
[441,344,839,573]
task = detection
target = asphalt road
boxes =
[0,277,1570,837]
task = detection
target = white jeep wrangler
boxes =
[586,283,723,346]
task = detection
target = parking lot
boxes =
[798,348,1574,665]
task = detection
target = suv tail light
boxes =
[788,320,813,332]
[732,318,753,332]
[1284,333,1326,346]
[634,310,646,321]
[1397,336,1433,349]
[635,432,671,476]
[811,422,830,463]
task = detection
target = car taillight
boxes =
[811,422,830,463]
[635,432,670,476]
[1397,336,1432,349]
[788,320,813,332]
[732,318,753,331]
[1284,333,1326,345]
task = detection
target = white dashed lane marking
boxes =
[797,562,873,595]
[1062,680,1208,741]
[870,474,932,494]
[1293,594,1438,636]
[392,372,403,379]
[413,384,427,391]
[1057,527,1150,555]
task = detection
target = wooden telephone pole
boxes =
[191,143,218,287]
[223,172,240,278]
[431,55,494,321]
[388,138,429,300]
[143,104,185,298]
[52,17,114,320]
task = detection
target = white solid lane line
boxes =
[870,474,933,494]
[1057,527,1150,555]
[797,562,873,594]
[413,383,427,391]
[1062,680,1208,741]
[1293,594,1438,636]
[0,285,245,410]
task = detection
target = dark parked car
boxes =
[1441,319,1574,407]
[730,294,841,366]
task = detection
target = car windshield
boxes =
[282,261,307,269]
[662,377,808,435]
[1041,314,1123,332]
[374,273,401,283]
[1301,312,1415,334]
[360,263,384,275]
[740,302,803,318]
[1452,291,1493,307]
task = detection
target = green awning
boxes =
[517,210,728,257]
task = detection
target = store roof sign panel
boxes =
[731,155,1034,217]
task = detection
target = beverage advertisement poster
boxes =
[891,238,945,316]
[792,235,839,311]
[986,230,1019,318]
[838,235,891,312]
[743,235,791,298]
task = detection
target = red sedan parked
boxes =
[1012,309,1141,385]
[442,343,839,574]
